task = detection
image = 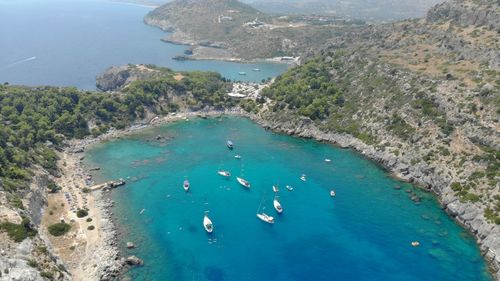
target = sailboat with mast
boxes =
[203,212,214,233]
[256,196,275,224]
[273,196,283,214]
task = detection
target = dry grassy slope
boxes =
[144,0,351,59]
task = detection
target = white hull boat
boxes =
[286,185,293,191]
[183,179,190,192]
[256,213,275,224]
[217,170,231,177]
[300,174,307,182]
[330,190,336,197]
[237,177,251,188]
[272,185,279,193]
[203,214,214,233]
[273,198,283,214]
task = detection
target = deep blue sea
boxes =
[86,117,492,281]
[0,0,288,89]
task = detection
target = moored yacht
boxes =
[203,213,214,233]
[217,170,231,177]
[273,198,283,214]
[235,154,241,159]
[300,174,307,181]
[238,71,247,75]
[286,185,293,191]
[272,185,279,193]
[330,190,336,197]
[227,140,234,149]
[324,158,332,163]
[256,213,275,224]
[237,177,250,188]
[183,179,190,192]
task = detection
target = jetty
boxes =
[89,179,126,191]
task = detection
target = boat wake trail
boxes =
[5,56,37,68]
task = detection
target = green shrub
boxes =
[27,259,38,268]
[87,225,95,231]
[0,217,37,242]
[76,209,88,218]
[48,223,71,236]
[40,271,54,280]
[86,218,92,222]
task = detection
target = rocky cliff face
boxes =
[0,172,71,281]
[96,64,164,92]
[253,0,499,277]
[427,0,500,30]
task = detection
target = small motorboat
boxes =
[234,154,241,159]
[139,208,145,215]
[237,177,251,188]
[203,214,214,233]
[273,198,283,214]
[324,158,332,163]
[227,140,234,149]
[256,213,275,224]
[252,68,261,72]
[272,185,279,193]
[217,170,231,177]
[285,185,293,191]
[411,241,420,247]
[330,190,336,197]
[300,174,307,181]
[183,179,190,192]
[238,71,247,75]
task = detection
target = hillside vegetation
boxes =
[144,0,360,59]
[259,0,499,223]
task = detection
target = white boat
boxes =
[203,214,214,233]
[324,158,332,163]
[286,185,293,191]
[139,208,145,215]
[273,198,283,214]
[183,179,190,192]
[238,71,247,75]
[237,177,250,188]
[272,185,279,193]
[235,154,241,159]
[330,190,336,197]
[252,68,261,72]
[227,140,234,149]
[256,213,275,224]
[300,174,307,181]
[217,170,231,177]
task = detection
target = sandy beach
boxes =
[40,109,245,280]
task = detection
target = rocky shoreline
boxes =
[59,108,498,280]
[250,113,500,280]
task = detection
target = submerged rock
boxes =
[125,255,143,266]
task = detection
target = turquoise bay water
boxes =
[86,117,492,281]
[0,0,288,89]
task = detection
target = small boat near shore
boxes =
[256,213,275,224]
[203,213,214,233]
[183,179,190,192]
[237,177,250,188]
[272,185,279,193]
[286,185,293,191]
[330,190,336,197]
[238,71,247,75]
[217,170,231,177]
[235,154,241,159]
[252,68,260,72]
[324,158,332,163]
[273,198,283,214]
[139,208,145,215]
[227,140,234,149]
